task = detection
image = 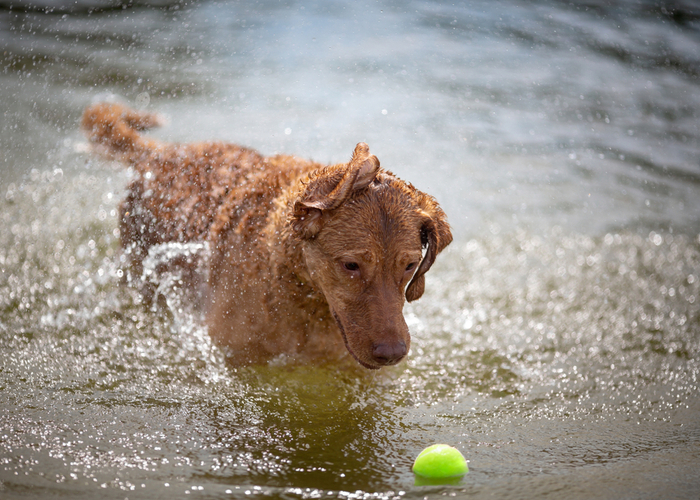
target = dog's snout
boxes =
[372,341,408,366]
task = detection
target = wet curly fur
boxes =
[82,102,452,369]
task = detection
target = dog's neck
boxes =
[268,235,334,334]
[264,185,329,306]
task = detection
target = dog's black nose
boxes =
[372,341,408,365]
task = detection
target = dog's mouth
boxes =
[331,309,381,370]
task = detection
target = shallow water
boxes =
[1,1,700,499]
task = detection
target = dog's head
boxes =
[290,143,452,369]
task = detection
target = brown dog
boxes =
[82,102,452,369]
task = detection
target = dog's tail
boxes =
[81,102,163,163]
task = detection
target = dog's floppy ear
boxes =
[406,199,452,302]
[292,143,380,238]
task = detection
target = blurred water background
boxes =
[1,0,699,498]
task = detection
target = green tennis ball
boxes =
[412,444,468,478]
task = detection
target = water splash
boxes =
[136,240,235,384]
[404,227,700,415]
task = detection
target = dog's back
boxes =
[82,103,320,269]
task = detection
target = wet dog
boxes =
[82,102,452,369]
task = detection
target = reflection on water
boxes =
[1,0,700,498]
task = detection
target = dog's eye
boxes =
[405,262,417,272]
[344,262,360,272]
